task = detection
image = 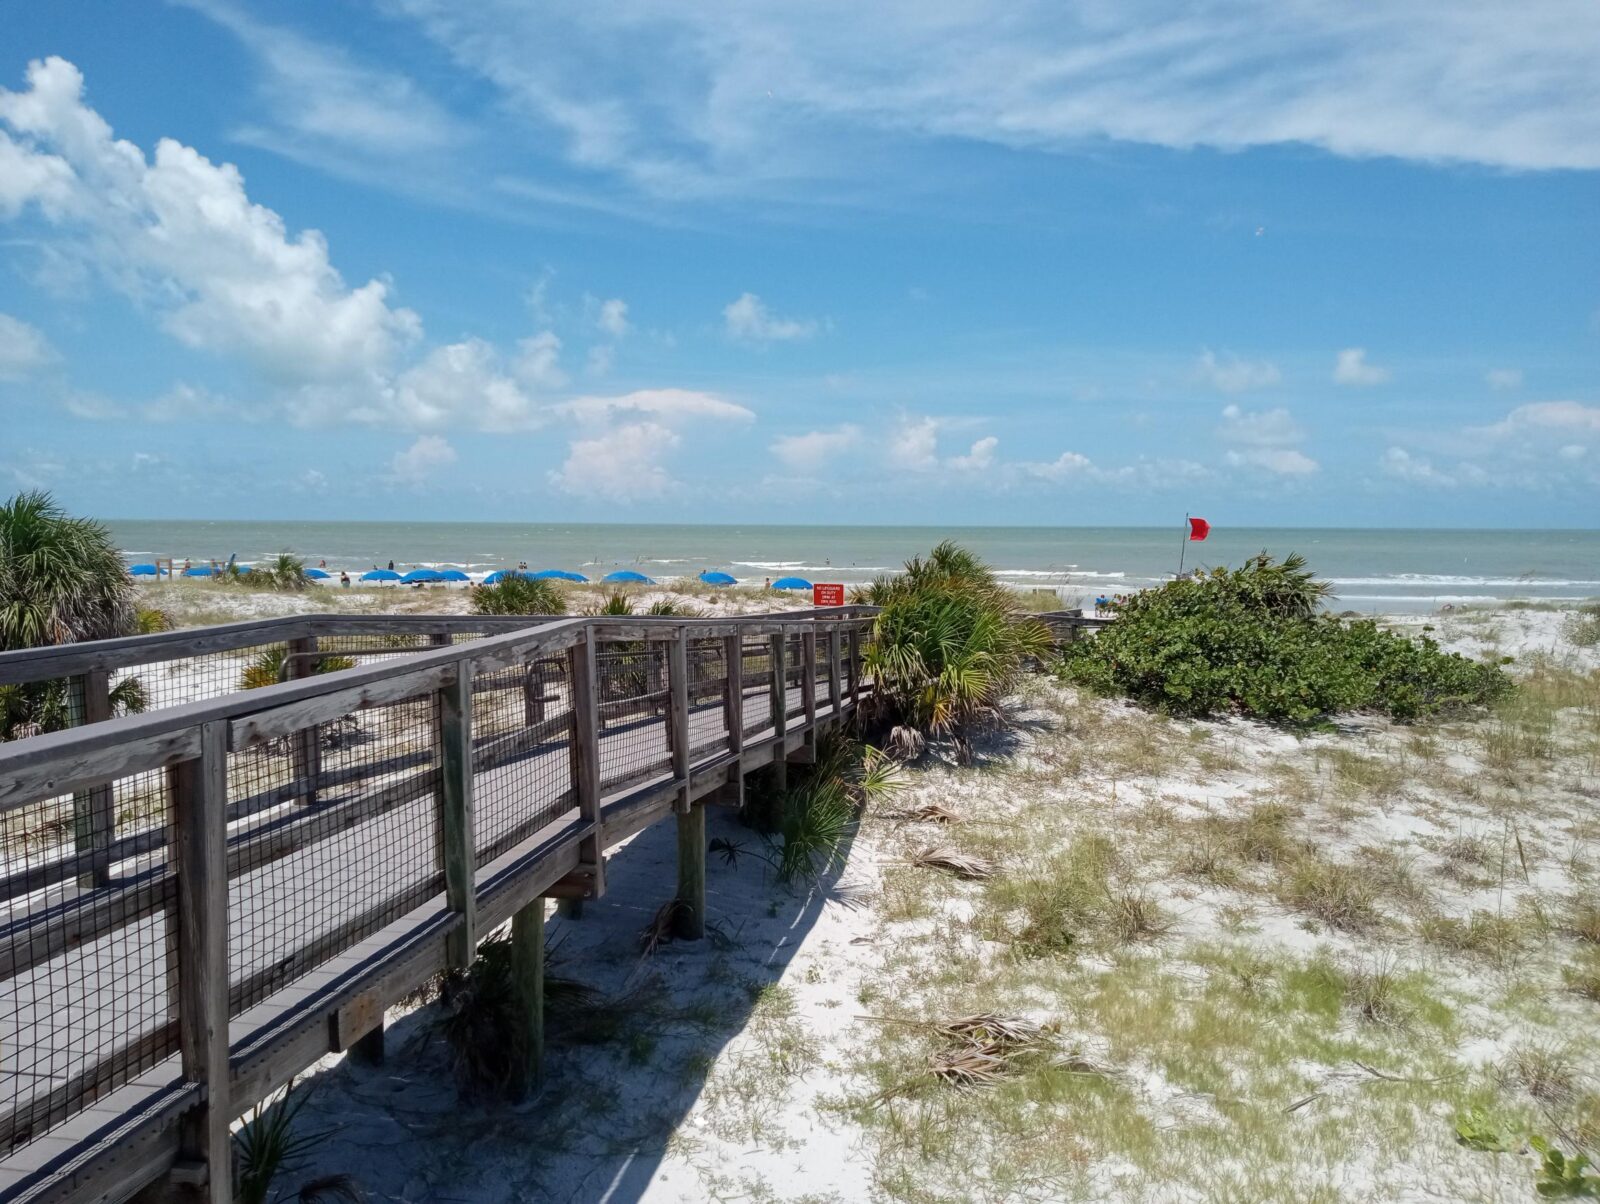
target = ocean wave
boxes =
[1329,575,1600,587]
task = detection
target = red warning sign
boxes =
[813,583,845,607]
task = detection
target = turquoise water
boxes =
[108,520,1600,613]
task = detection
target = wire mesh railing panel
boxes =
[595,642,671,791]
[0,770,178,1153]
[315,631,440,669]
[225,692,444,1014]
[686,637,729,759]
[470,657,576,867]
[740,639,773,738]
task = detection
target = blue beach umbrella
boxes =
[698,571,737,586]
[182,565,213,577]
[482,570,517,584]
[530,568,588,583]
[602,570,655,585]
[360,569,401,582]
[128,563,161,576]
[438,569,469,582]
[401,569,444,584]
[305,568,330,580]
[771,576,812,591]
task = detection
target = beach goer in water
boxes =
[318,559,327,568]
[387,560,395,572]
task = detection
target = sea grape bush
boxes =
[1061,553,1511,723]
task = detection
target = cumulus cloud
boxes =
[1021,451,1096,481]
[390,434,457,477]
[1217,403,1303,447]
[771,425,861,470]
[1217,403,1318,474]
[723,293,819,343]
[0,57,422,391]
[551,421,679,501]
[1225,447,1319,476]
[558,388,753,426]
[1486,368,1523,391]
[1471,400,1600,439]
[1194,350,1280,394]
[948,436,999,472]
[595,297,629,338]
[1379,447,1470,488]
[0,313,56,379]
[369,339,537,431]
[887,415,942,471]
[1333,347,1390,386]
[514,330,565,388]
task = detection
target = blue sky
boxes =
[0,1,1596,528]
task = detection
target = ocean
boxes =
[108,520,1600,614]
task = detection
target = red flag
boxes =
[1188,516,1211,542]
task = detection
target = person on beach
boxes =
[387,560,395,571]
[339,571,350,588]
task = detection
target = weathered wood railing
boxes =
[0,607,878,1204]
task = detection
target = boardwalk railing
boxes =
[0,607,877,1204]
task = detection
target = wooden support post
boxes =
[674,801,706,940]
[567,636,605,899]
[169,721,232,1204]
[350,1022,385,1067]
[669,634,690,814]
[827,627,842,715]
[509,897,545,1096]
[438,662,476,971]
[287,637,321,807]
[72,669,114,889]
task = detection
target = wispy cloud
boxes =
[1333,347,1390,386]
[1195,350,1281,394]
[724,293,820,344]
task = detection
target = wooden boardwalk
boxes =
[0,611,872,1204]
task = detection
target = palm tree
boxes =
[0,490,134,651]
[472,575,567,617]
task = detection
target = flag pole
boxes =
[1177,513,1188,579]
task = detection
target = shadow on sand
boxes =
[290,789,866,1203]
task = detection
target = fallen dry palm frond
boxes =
[907,802,962,824]
[909,845,995,879]
[936,1013,1046,1046]
[929,1041,1011,1088]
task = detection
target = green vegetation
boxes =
[1,489,133,650]
[581,589,703,617]
[471,573,567,616]
[1564,603,1600,650]
[234,1082,361,1204]
[858,541,1051,760]
[239,552,313,592]
[238,645,357,690]
[1061,552,1512,723]
[1,491,146,739]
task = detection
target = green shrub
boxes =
[1061,553,1511,723]
[471,574,566,616]
[239,646,357,690]
[1565,604,1600,650]
[860,541,1052,760]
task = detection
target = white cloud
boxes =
[1217,403,1303,447]
[723,293,819,343]
[0,313,56,379]
[550,421,679,501]
[1472,400,1600,439]
[771,425,861,470]
[1379,447,1459,488]
[1225,447,1319,476]
[172,0,461,158]
[391,0,1600,200]
[948,436,999,472]
[887,415,941,472]
[372,339,537,431]
[1195,349,1280,394]
[1333,347,1390,386]
[595,297,629,338]
[514,330,566,389]
[558,387,753,426]
[1486,368,1523,391]
[0,57,422,389]
[390,434,457,478]
[1021,451,1096,482]
[144,382,246,422]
